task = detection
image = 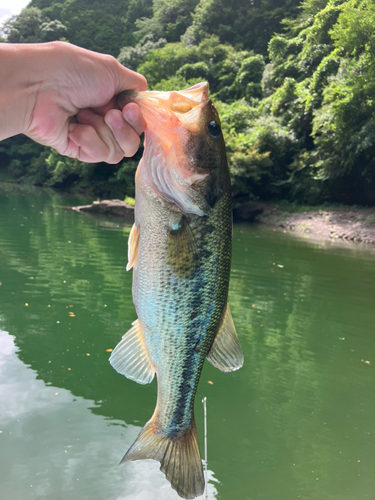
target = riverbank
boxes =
[71,197,375,246]
[257,203,375,246]
[2,182,374,247]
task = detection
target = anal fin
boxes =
[126,223,140,271]
[207,302,244,372]
[109,319,155,384]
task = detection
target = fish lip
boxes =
[117,82,210,109]
[137,82,209,102]
[177,82,209,102]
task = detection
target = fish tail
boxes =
[121,416,204,499]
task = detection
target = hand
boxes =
[0,42,147,163]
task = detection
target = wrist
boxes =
[0,42,70,140]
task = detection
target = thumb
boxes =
[114,61,147,94]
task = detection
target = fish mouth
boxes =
[117,82,210,133]
[118,82,209,109]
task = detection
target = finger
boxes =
[92,96,118,116]
[105,108,142,157]
[77,109,124,164]
[122,103,147,136]
[67,122,109,162]
[115,65,147,93]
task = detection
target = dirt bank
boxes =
[72,199,134,222]
[257,203,375,246]
[71,198,375,246]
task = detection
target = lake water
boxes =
[0,184,374,500]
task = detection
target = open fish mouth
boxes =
[117,82,210,133]
[118,82,209,108]
[118,81,224,216]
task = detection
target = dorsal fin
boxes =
[126,223,140,271]
[109,319,155,384]
[206,303,244,372]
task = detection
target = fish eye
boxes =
[207,121,221,139]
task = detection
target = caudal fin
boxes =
[121,417,204,499]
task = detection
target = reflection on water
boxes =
[0,184,374,500]
[0,330,218,500]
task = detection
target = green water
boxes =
[0,184,374,500]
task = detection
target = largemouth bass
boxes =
[111,82,243,499]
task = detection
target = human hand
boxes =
[0,42,147,163]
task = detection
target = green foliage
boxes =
[124,196,136,206]
[135,0,200,43]
[330,0,375,56]
[0,133,141,198]
[1,8,63,43]
[121,0,154,46]
[40,19,68,41]
[258,0,375,204]
[137,36,262,102]
[117,34,167,71]
[137,42,197,88]
[25,0,142,56]
[0,136,45,179]
[216,100,303,200]
[182,0,302,54]
[2,0,375,206]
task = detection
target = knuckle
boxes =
[103,53,117,70]
[114,151,124,164]
[138,74,148,90]
[107,152,123,165]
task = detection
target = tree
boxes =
[182,0,302,55]
[134,0,200,43]
[2,8,45,43]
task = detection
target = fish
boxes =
[111,82,243,499]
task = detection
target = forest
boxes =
[0,0,374,206]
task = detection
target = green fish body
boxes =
[111,83,243,499]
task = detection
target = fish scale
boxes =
[138,195,231,426]
[110,83,243,499]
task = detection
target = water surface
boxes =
[0,185,374,499]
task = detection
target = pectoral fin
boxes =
[109,319,155,384]
[207,303,244,372]
[166,216,196,278]
[126,223,140,271]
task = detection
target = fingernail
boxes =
[124,104,140,124]
[106,113,123,130]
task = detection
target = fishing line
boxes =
[202,397,208,499]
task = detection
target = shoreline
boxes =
[73,198,375,247]
[1,183,374,247]
[256,203,375,246]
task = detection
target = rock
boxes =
[72,199,134,222]
[233,202,264,222]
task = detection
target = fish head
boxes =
[118,83,230,216]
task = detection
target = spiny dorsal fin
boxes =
[206,303,244,372]
[109,319,155,384]
[166,216,196,278]
[126,223,140,271]
[121,416,204,499]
